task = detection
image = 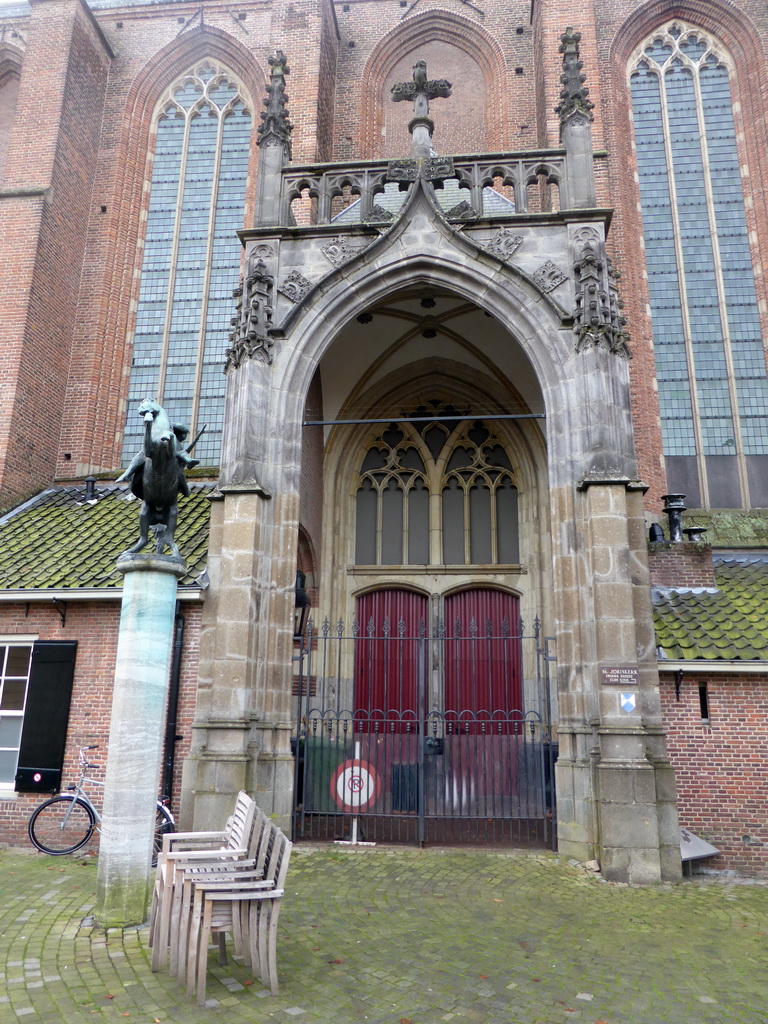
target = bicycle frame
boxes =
[64,775,103,826]
[60,747,174,831]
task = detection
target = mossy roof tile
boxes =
[654,555,768,662]
[0,483,212,591]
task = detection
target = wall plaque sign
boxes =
[600,666,639,687]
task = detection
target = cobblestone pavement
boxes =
[0,844,766,1023]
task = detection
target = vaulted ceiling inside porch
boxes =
[315,287,545,429]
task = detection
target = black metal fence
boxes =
[292,617,557,847]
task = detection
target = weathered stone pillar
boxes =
[181,327,305,833]
[96,552,184,927]
[555,480,680,883]
[180,481,298,834]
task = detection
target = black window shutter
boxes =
[14,641,78,793]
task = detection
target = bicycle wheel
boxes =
[153,803,175,864]
[28,796,96,855]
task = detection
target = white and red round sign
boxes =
[330,758,380,813]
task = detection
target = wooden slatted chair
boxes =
[251,828,293,995]
[149,791,256,972]
[167,810,273,978]
[182,828,293,1004]
[150,790,253,944]
[168,816,282,977]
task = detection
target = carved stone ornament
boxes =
[258,51,293,150]
[446,200,478,221]
[321,236,366,267]
[533,260,568,293]
[386,155,455,185]
[0,24,26,50]
[225,259,275,371]
[572,226,600,249]
[573,241,631,358]
[364,204,395,223]
[278,269,312,304]
[484,229,524,261]
[424,156,455,182]
[555,27,595,125]
[252,242,277,260]
[387,159,419,182]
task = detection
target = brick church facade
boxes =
[1,0,767,880]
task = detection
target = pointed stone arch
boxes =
[609,0,768,202]
[358,11,511,158]
[274,257,571,431]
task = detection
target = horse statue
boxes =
[117,399,194,558]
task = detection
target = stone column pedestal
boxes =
[95,552,185,928]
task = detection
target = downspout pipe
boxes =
[162,604,185,803]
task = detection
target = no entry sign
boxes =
[330,758,380,813]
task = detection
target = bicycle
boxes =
[27,745,175,861]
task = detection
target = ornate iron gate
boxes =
[292,608,557,847]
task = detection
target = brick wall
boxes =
[660,669,768,876]
[2,0,767,518]
[338,5,533,162]
[648,542,717,588]
[0,0,111,506]
[0,600,201,848]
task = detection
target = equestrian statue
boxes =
[117,398,202,558]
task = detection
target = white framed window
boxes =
[0,643,33,789]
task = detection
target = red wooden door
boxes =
[443,589,522,726]
[354,589,428,729]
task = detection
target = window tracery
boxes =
[629,22,768,507]
[121,61,252,467]
[355,402,520,566]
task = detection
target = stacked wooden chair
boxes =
[148,791,293,1004]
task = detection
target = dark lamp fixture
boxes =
[294,570,311,640]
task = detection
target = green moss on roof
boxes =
[682,509,768,547]
[0,483,212,590]
[654,556,768,661]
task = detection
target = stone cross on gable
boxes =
[390,59,452,161]
[391,59,452,119]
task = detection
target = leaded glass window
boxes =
[355,405,519,566]
[629,22,768,507]
[121,61,252,467]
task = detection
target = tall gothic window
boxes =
[630,22,768,508]
[355,404,520,566]
[0,61,21,183]
[121,61,252,467]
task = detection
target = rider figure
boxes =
[117,422,200,488]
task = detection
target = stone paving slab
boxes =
[0,845,766,1023]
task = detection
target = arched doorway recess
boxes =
[294,288,556,846]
